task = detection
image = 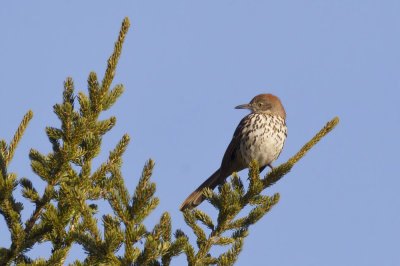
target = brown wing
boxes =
[218,114,251,181]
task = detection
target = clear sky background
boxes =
[1,1,399,265]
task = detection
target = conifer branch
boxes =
[100,17,130,108]
[262,117,339,189]
[6,110,33,167]
[1,17,134,265]
[0,111,33,263]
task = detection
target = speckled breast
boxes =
[238,113,287,167]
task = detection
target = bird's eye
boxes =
[258,102,263,107]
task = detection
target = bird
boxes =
[180,93,287,211]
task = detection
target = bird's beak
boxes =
[235,104,251,110]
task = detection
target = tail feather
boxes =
[180,169,221,211]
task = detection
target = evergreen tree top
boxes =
[0,17,338,265]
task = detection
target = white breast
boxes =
[239,113,287,167]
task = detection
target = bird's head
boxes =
[235,93,286,119]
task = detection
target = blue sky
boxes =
[1,1,399,265]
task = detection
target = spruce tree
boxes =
[0,17,339,265]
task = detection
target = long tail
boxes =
[180,169,221,211]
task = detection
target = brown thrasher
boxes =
[180,93,287,211]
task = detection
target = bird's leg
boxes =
[259,164,274,174]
